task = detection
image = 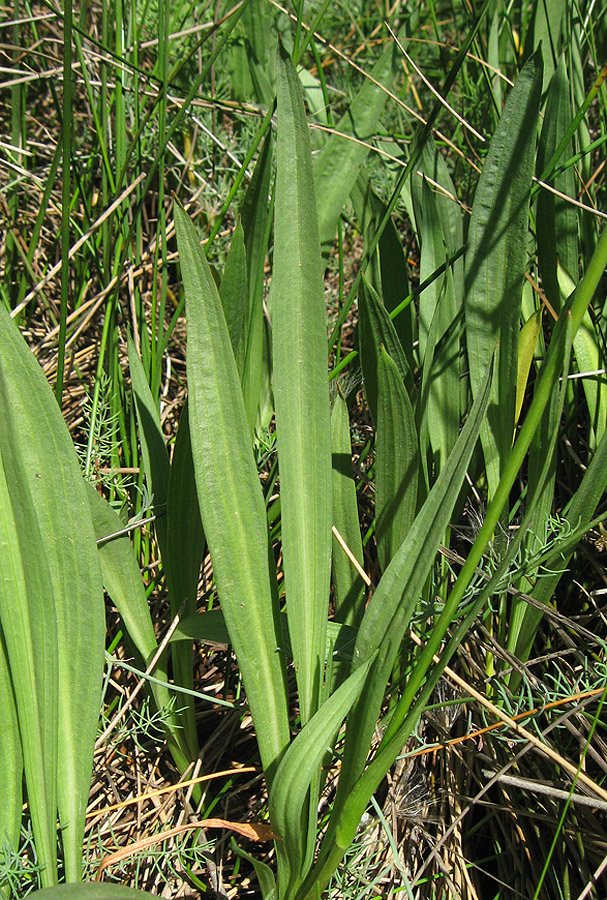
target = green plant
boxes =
[3,1,607,898]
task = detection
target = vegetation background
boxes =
[1,0,607,899]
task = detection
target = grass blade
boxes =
[273,41,332,724]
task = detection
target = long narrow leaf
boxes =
[465,50,543,498]
[331,389,365,630]
[0,305,104,882]
[0,628,22,893]
[0,455,57,886]
[175,202,290,786]
[313,23,407,251]
[358,276,411,425]
[273,42,332,724]
[332,352,493,818]
[269,655,374,899]
[127,337,170,551]
[87,486,194,771]
[375,346,418,574]
[164,401,204,758]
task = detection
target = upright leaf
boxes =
[465,50,543,498]
[220,222,248,373]
[269,656,374,900]
[375,346,419,574]
[0,629,22,895]
[240,132,274,435]
[536,56,578,314]
[414,174,463,477]
[164,401,205,758]
[175,203,290,786]
[0,456,57,886]
[87,486,194,772]
[0,304,105,882]
[313,22,408,251]
[335,354,493,809]
[331,389,366,630]
[273,42,332,724]
[358,276,411,426]
[351,176,414,363]
[127,337,170,552]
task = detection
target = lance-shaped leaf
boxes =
[465,50,543,498]
[536,55,578,314]
[273,42,332,724]
[0,454,57,886]
[0,627,22,894]
[333,353,493,809]
[220,221,248,373]
[0,303,105,882]
[375,346,419,574]
[128,337,170,552]
[331,389,365,630]
[269,655,374,899]
[164,401,204,758]
[313,22,408,251]
[87,486,194,772]
[240,131,274,435]
[358,276,411,426]
[175,202,290,786]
